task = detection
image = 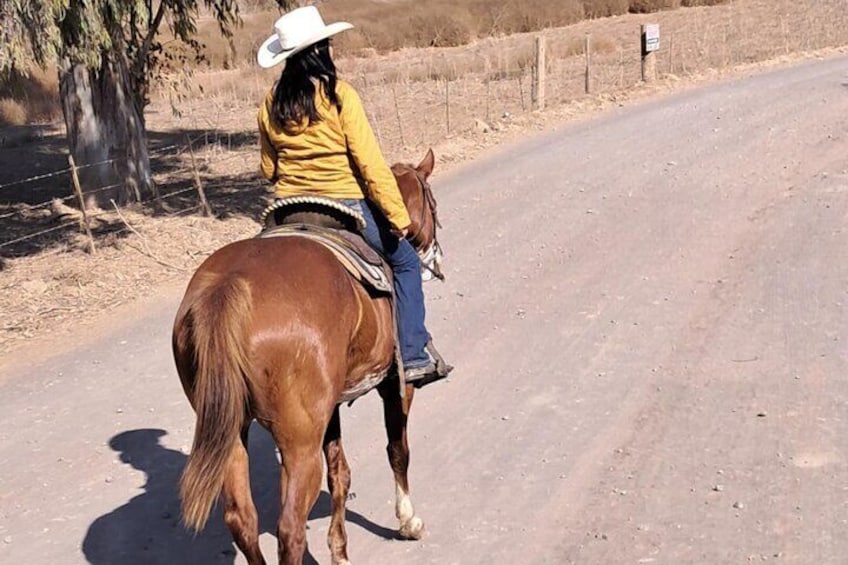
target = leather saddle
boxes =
[258,196,392,295]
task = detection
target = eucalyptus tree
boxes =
[0,1,291,205]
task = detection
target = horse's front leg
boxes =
[323,407,352,564]
[377,379,425,540]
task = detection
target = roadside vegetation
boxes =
[0,0,730,127]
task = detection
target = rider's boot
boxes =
[405,339,453,388]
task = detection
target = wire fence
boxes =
[4,4,848,257]
[0,132,251,255]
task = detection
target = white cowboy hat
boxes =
[257,6,353,69]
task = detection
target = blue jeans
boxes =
[342,199,431,368]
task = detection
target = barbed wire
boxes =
[159,185,201,201]
[0,164,206,251]
[0,194,77,220]
[0,132,214,193]
[0,168,71,191]
[0,220,82,249]
[2,114,363,252]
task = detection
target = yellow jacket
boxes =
[258,80,411,230]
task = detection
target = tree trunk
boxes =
[59,52,154,208]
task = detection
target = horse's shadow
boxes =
[82,425,396,564]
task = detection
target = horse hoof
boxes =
[398,516,425,540]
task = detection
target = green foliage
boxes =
[0,0,64,72]
[0,0,294,105]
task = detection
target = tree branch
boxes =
[137,0,167,72]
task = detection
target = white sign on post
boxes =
[643,23,660,54]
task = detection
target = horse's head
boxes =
[392,149,444,281]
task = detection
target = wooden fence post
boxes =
[669,33,675,74]
[585,34,592,94]
[485,77,491,121]
[68,155,96,254]
[518,75,526,112]
[532,36,546,110]
[445,78,451,134]
[185,135,213,217]
[641,24,658,82]
[391,84,406,147]
[619,48,625,88]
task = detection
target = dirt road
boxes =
[1,55,847,564]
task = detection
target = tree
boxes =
[0,0,292,206]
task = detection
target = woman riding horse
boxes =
[174,6,451,565]
[257,6,449,384]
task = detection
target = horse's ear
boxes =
[417,148,435,180]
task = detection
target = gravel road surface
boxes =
[1,55,847,564]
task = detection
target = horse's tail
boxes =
[177,273,253,532]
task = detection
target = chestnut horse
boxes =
[172,150,441,565]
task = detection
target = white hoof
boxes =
[398,515,425,540]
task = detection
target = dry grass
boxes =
[1,0,848,355]
[629,0,681,13]
[189,0,731,64]
[0,99,27,126]
[0,67,61,125]
[0,0,730,117]
[0,209,256,350]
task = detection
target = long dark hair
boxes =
[271,39,340,130]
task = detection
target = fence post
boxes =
[532,36,546,110]
[485,77,491,121]
[444,78,451,134]
[391,83,406,147]
[619,48,625,88]
[641,24,658,82]
[185,135,213,217]
[518,75,526,112]
[668,34,675,74]
[585,34,592,94]
[68,155,96,255]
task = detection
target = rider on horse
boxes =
[256,6,450,385]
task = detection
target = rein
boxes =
[406,170,439,243]
[406,169,444,281]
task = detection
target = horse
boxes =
[171,149,442,565]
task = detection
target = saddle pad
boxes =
[259,225,392,294]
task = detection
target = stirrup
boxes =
[406,340,453,388]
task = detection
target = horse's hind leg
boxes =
[323,407,352,564]
[377,380,425,540]
[273,426,325,565]
[221,427,265,565]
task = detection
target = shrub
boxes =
[629,0,681,13]
[497,0,585,35]
[186,0,735,63]
[0,68,61,124]
[583,0,630,18]
[0,98,27,127]
[408,13,475,48]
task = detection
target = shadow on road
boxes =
[82,425,397,564]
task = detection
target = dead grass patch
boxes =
[0,99,27,127]
[1,0,847,356]
[0,67,61,125]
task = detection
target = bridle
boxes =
[405,168,444,282]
